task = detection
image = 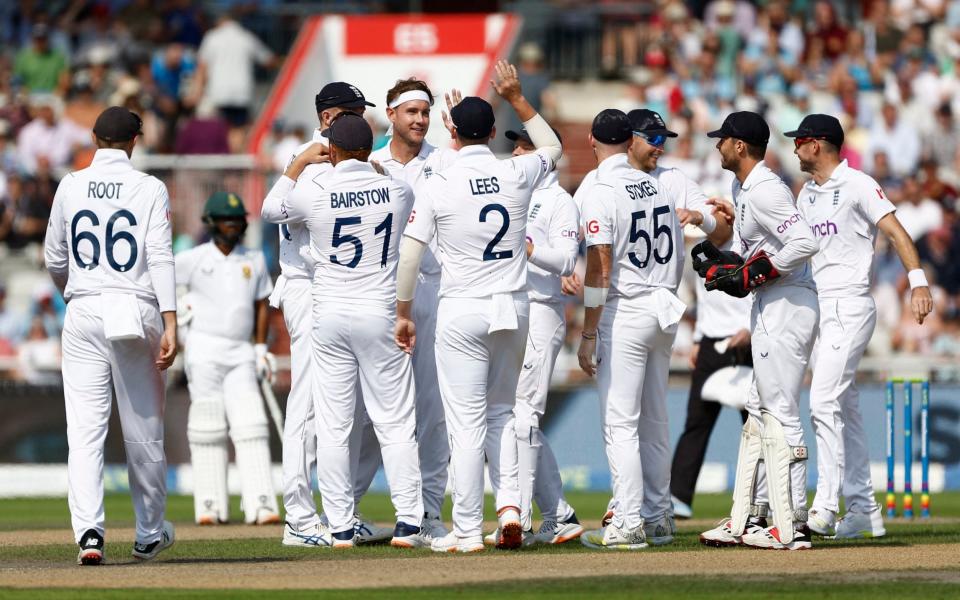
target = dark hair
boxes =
[745,142,767,160]
[386,78,434,107]
[456,133,490,146]
[331,144,371,162]
[95,137,133,150]
[818,139,840,155]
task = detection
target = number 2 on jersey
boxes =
[627,205,673,269]
[71,209,139,272]
[480,203,513,261]
[330,213,393,269]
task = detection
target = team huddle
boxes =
[44,60,935,564]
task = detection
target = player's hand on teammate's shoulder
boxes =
[395,317,417,354]
[284,143,329,180]
[490,60,522,102]
[577,331,598,377]
[706,198,735,226]
[370,159,387,176]
[440,88,463,139]
[561,273,582,296]
[911,286,934,325]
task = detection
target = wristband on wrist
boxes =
[584,286,608,308]
[908,269,929,289]
[698,210,717,234]
[581,331,597,340]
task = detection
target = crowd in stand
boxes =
[2,0,960,381]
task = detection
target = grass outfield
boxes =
[0,492,958,598]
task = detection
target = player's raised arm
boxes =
[260,144,327,224]
[491,60,562,166]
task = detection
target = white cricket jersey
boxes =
[732,161,817,291]
[581,153,683,296]
[44,149,176,311]
[572,168,597,215]
[404,144,553,298]
[797,159,895,298]
[369,140,458,279]
[526,171,580,303]
[264,159,414,309]
[277,128,332,280]
[175,242,273,341]
[650,165,712,213]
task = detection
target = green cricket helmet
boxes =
[203,191,247,221]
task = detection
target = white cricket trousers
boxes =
[515,300,575,526]
[311,304,423,534]
[277,277,385,529]
[809,295,878,513]
[61,295,167,545]
[436,294,529,538]
[597,294,675,530]
[746,284,818,513]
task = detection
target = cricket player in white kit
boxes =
[44,107,176,565]
[176,191,279,526]
[395,61,563,553]
[497,126,582,545]
[576,109,688,550]
[263,82,391,546]
[264,112,426,549]
[695,111,819,550]
[368,78,459,537]
[786,114,933,538]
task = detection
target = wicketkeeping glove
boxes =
[691,240,744,278]
[255,343,277,384]
[704,251,781,298]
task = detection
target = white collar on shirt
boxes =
[596,152,629,176]
[376,140,435,165]
[333,159,379,175]
[739,160,778,191]
[91,148,134,170]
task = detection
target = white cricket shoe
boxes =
[644,514,676,546]
[806,507,837,536]
[496,506,523,549]
[254,506,282,525]
[534,514,584,545]
[132,520,175,561]
[672,495,693,519]
[834,506,886,539]
[699,516,767,547]
[282,521,333,548]
[741,523,812,550]
[431,531,485,553]
[422,513,448,539]
[353,513,392,544]
[390,522,430,548]
[483,527,535,547]
[581,522,648,550]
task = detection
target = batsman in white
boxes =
[44,106,176,565]
[367,78,459,538]
[695,111,819,550]
[395,61,563,553]
[175,191,279,525]
[576,109,687,550]
[264,81,391,546]
[484,125,583,547]
[263,112,426,549]
[787,114,933,538]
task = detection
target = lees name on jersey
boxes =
[330,186,391,209]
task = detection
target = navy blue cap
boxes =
[707,111,770,145]
[451,97,495,140]
[591,109,632,145]
[784,114,844,149]
[93,106,142,142]
[327,112,373,151]
[315,82,375,112]
[627,109,678,137]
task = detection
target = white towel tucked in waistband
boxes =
[102,293,145,341]
[652,288,686,333]
[488,292,519,333]
[268,274,287,309]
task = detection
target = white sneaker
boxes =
[672,495,693,519]
[534,514,584,545]
[741,523,812,550]
[581,522,647,550]
[806,507,837,536]
[132,520,175,561]
[834,507,886,539]
[422,514,448,539]
[699,516,766,547]
[430,531,485,553]
[353,513,392,544]
[484,527,535,547]
[390,522,430,548]
[643,514,676,546]
[254,506,281,526]
[282,521,332,548]
[496,506,523,549]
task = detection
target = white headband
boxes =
[388,90,432,109]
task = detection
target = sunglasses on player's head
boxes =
[635,131,667,148]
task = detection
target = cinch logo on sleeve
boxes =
[561,229,578,240]
[586,220,600,234]
[811,220,838,237]
[776,213,802,234]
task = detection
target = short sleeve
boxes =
[404,179,438,244]
[581,184,615,247]
[855,175,896,225]
[509,152,551,191]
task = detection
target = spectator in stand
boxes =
[16,95,89,175]
[174,101,230,154]
[924,105,960,169]
[864,0,904,59]
[152,43,196,103]
[0,165,56,249]
[807,0,849,61]
[896,176,944,240]
[705,1,745,77]
[63,75,106,130]
[196,12,278,152]
[0,282,21,345]
[917,223,960,300]
[864,101,921,177]
[166,0,206,47]
[17,314,61,385]
[704,0,756,39]
[13,24,68,94]
[0,119,20,175]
